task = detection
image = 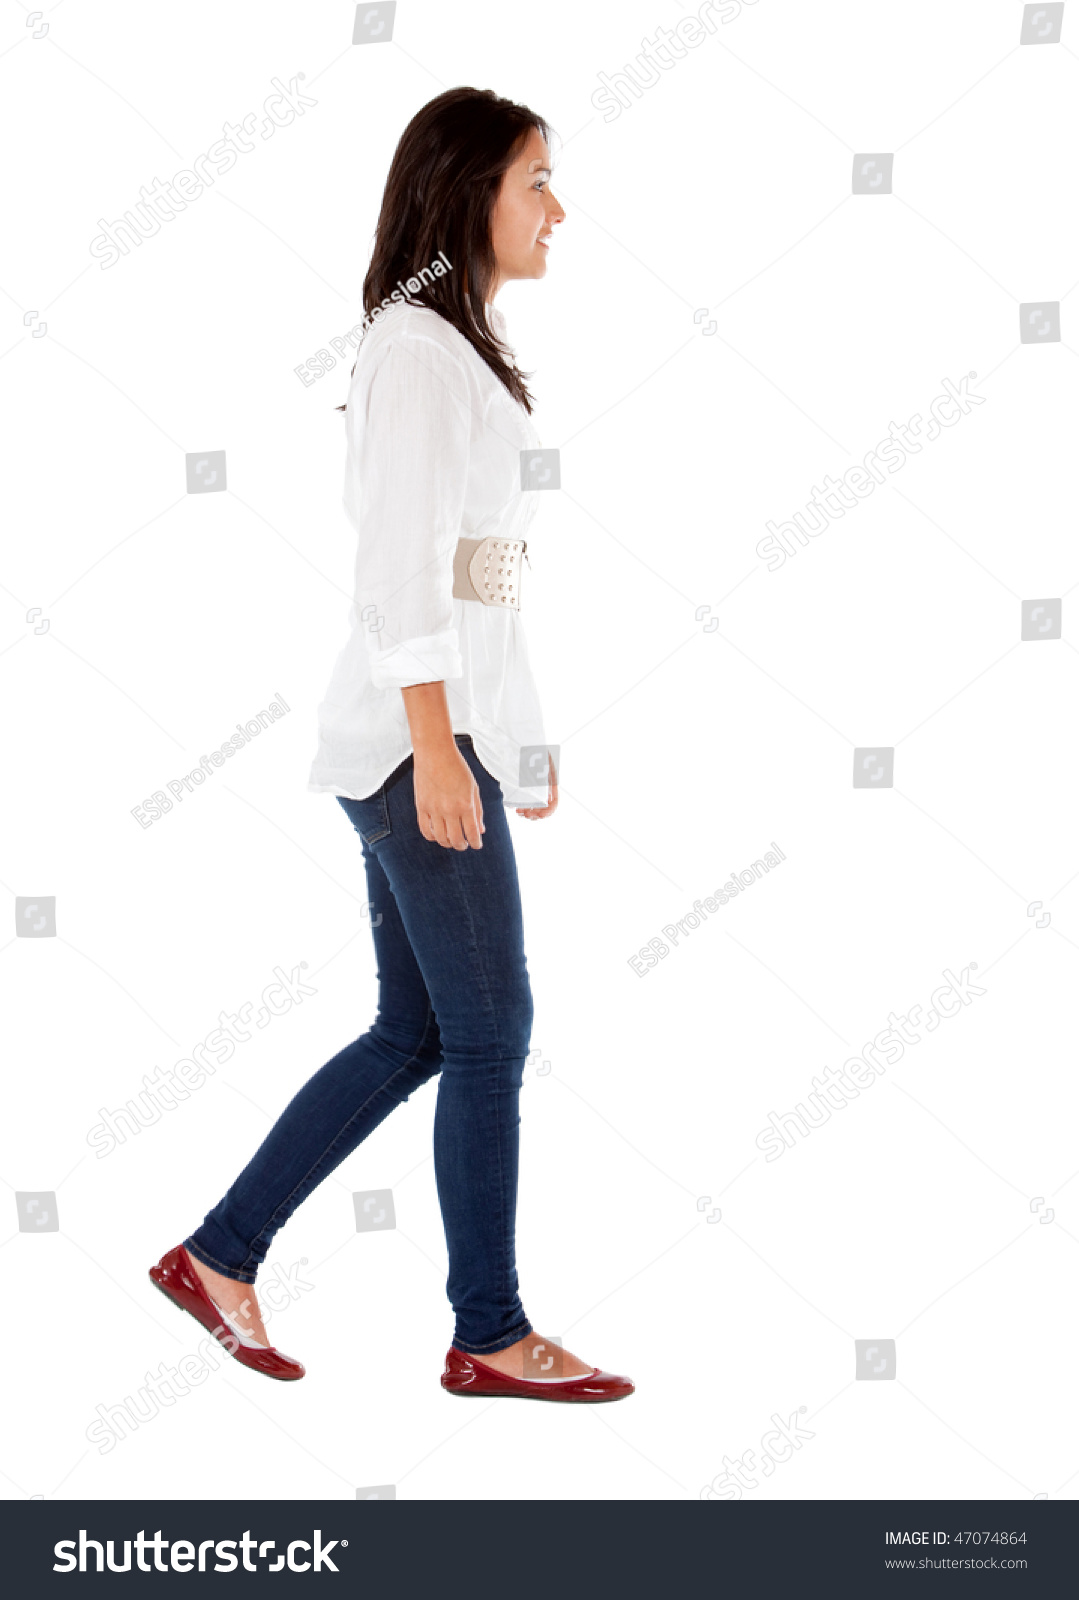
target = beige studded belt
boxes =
[452,536,528,611]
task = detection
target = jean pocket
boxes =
[338,787,391,845]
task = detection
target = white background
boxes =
[1,0,1077,1501]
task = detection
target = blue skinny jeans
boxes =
[184,735,534,1356]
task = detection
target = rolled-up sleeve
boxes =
[352,334,471,690]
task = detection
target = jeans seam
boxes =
[447,847,519,1338]
[243,1005,440,1268]
[340,786,390,844]
[361,786,390,843]
[182,1239,257,1285]
[453,1317,533,1356]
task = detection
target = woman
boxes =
[149,88,634,1404]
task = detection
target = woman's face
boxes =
[488,126,565,295]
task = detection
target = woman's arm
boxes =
[356,339,470,695]
[401,680,485,851]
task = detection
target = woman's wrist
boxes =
[400,681,459,761]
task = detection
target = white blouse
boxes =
[306,300,550,807]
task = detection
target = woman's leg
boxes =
[183,822,443,1295]
[182,734,536,1358]
[364,737,536,1356]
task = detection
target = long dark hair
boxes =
[335,87,552,416]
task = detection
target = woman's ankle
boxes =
[469,1333,592,1379]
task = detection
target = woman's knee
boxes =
[435,974,533,1066]
[369,1010,442,1077]
[499,974,534,1059]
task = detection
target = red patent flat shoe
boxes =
[148,1244,305,1381]
[441,1345,634,1402]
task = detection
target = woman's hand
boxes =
[400,682,485,850]
[515,752,559,821]
[414,745,485,850]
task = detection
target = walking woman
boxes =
[149,88,634,1403]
